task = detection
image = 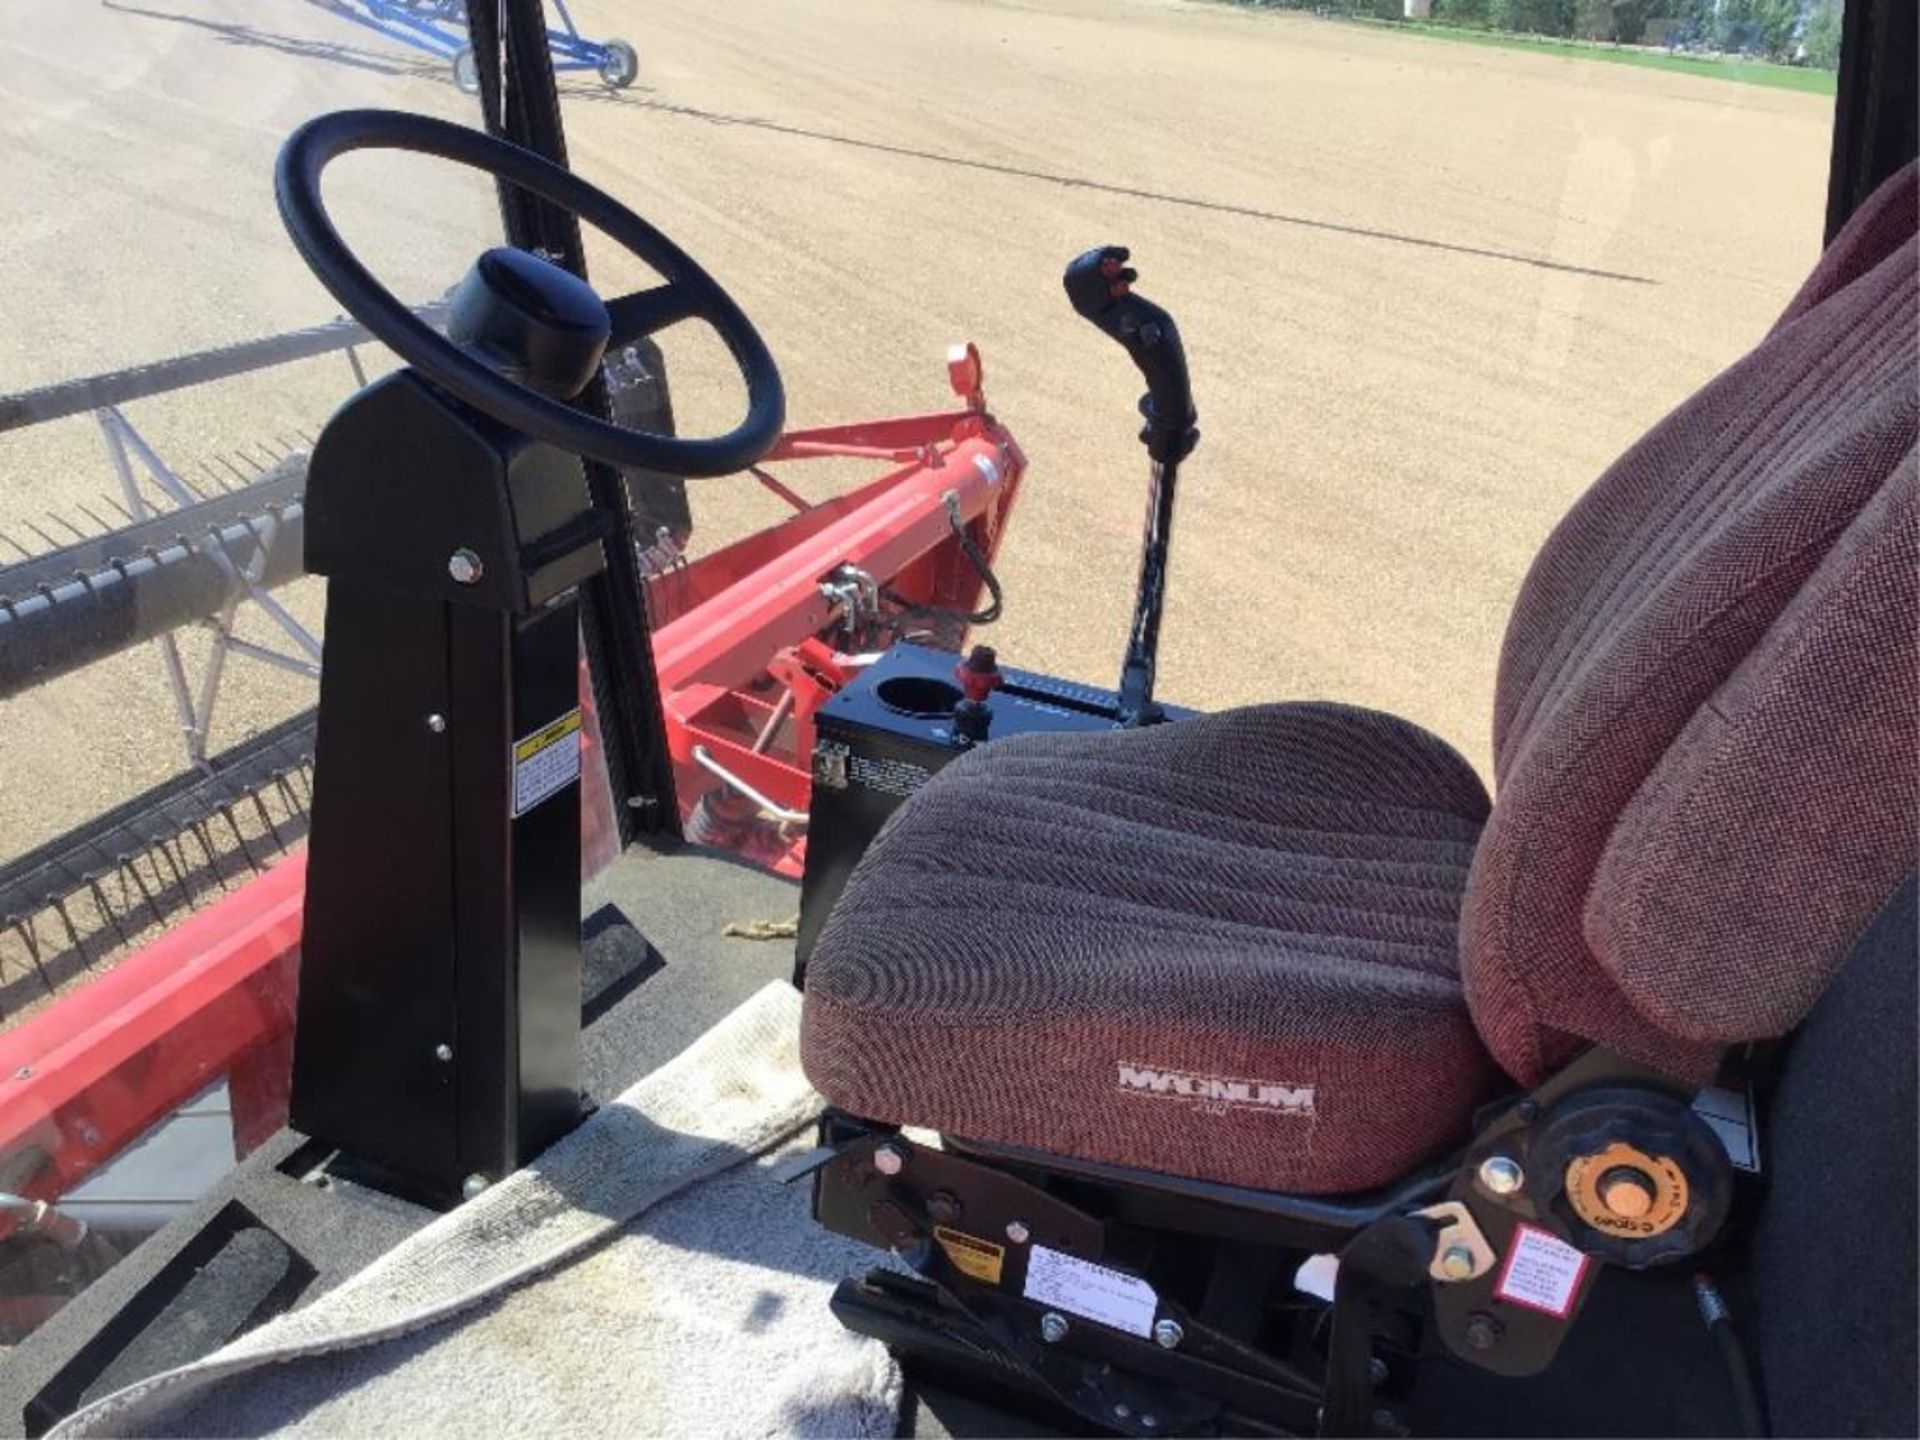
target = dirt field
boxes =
[0,0,1834,862]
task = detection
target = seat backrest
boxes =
[1460,163,1918,1086]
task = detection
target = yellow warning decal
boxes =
[934,1226,1006,1285]
[511,709,583,817]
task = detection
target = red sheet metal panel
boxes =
[0,855,305,1213]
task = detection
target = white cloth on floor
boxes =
[53,981,899,1439]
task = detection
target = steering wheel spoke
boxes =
[605,283,704,345]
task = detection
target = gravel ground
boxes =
[0,0,1833,863]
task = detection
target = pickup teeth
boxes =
[0,715,315,1029]
[0,451,317,1028]
[0,436,304,577]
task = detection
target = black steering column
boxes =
[278,110,786,1203]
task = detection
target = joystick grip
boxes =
[1062,245,1198,463]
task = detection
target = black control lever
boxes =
[1063,246,1198,726]
[1063,245,1198,464]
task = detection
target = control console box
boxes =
[795,642,1189,972]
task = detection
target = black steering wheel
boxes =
[275,109,785,477]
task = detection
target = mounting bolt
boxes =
[1439,1243,1477,1280]
[1141,1417,1158,1431]
[1152,1317,1184,1350]
[426,714,447,734]
[434,1043,454,1063]
[461,1173,491,1200]
[1113,1404,1131,1421]
[448,548,484,585]
[927,1190,963,1224]
[12,1066,31,1081]
[873,1143,906,1177]
[1478,1155,1525,1196]
[1039,1311,1069,1344]
[1465,1311,1503,1351]
[1005,1219,1031,1244]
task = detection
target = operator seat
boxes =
[799,162,1919,1195]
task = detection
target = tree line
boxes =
[1242,0,1845,66]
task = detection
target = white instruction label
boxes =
[1022,1245,1157,1338]
[512,710,583,817]
[847,753,934,799]
[1493,1224,1590,1318]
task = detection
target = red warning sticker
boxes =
[1492,1224,1590,1319]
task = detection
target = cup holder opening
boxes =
[875,676,964,718]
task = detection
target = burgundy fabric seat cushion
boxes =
[801,704,1503,1194]
[1462,163,1918,1085]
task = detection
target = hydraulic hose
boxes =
[884,494,1003,629]
[1695,1273,1768,1437]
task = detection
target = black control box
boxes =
[795,642,1188,975]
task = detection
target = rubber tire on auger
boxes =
[451,46,480,96]
[597,40,638,89]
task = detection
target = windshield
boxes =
[1,0,1841,1350]
[0,0,505,1344]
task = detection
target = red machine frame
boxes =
[0,345,1024,1226]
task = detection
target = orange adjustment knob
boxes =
[1564,1141,1689,1238]
[1597,1168,1657,1219]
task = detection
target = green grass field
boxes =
[1394,22,1838,93]
[1219,5,1838,94]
